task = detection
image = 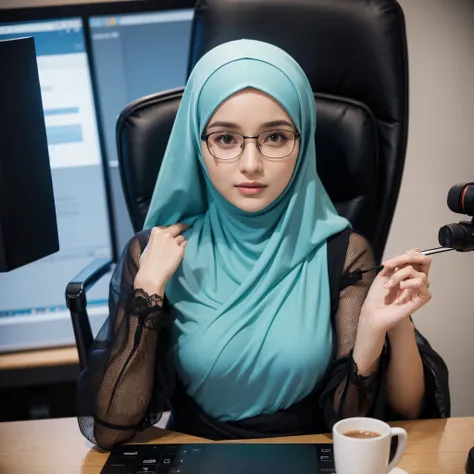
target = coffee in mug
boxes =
[333,417,407,474]
[343,430,381,439]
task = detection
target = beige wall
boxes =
[388,0,474,416]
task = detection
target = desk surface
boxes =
[0,346,78,370]
[0,417,473,474]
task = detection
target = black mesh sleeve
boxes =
[75,230,174,450]
[319,232,451,427]
[319,232,382,426]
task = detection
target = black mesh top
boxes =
[76,229,450,450]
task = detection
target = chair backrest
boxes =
[117,0,409,262]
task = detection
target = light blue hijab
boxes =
[144,40,349,421]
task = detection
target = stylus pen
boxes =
[359,246,454,275]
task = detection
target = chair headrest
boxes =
[188,0,409,259]
[189,0,407,127]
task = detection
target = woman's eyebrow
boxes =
[206,119,295,130]
[207,121,240,130]
[260,120,294,129]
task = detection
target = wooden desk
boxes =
[0,346,78,371]
[0,346,80,390]
[0,417,472,474]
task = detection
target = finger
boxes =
[175,235,186,245]
[392,287,430,318]
[385,265,416,288]
[383,253,431,271]
[389,269,429,289]
[384,260,423,278]
[401,287,431,310]
[180,240,188,248]
[379,264,400,278]
[399,277,425,290]
[408,248,432,275]
[417,285,432,303]
[396,288,411,305]
[384,285,431,325]
[386,267,430,290]
[419,254,431,277]
[406,249,422,271]
[405,285,432,307]
[403,252,432,280]
[409,272,430,289]
[164,223,188,238]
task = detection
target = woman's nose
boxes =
[239,140,263,174]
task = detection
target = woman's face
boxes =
[201,89,299,213]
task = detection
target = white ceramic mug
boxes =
[333,417,407,474]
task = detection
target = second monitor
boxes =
[89,9,193,252]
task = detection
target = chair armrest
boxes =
[65,258,113,369]
[65,257,113,312]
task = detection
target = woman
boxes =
[77,40,450,450]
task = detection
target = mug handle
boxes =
[386,427,408,472]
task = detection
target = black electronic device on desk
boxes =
[101,443,335,474]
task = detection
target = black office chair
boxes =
[66,0,409,370]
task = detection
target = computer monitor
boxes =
[0,18,114,351]
[89,9,193,251]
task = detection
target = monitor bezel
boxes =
[0,1,195,23]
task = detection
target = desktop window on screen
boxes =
[89,9,193,252]
[0,18,113,351]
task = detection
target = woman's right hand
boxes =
[134,223,188,295]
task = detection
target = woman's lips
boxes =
[235,183,267,196]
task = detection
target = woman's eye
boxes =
[217,134,237,145]
[265,132,288,144]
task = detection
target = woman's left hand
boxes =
[359,250,432,335]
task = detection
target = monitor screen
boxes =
[89,9,193,251]
[0,18,113,351]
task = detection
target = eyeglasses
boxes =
[201,129,301,161]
